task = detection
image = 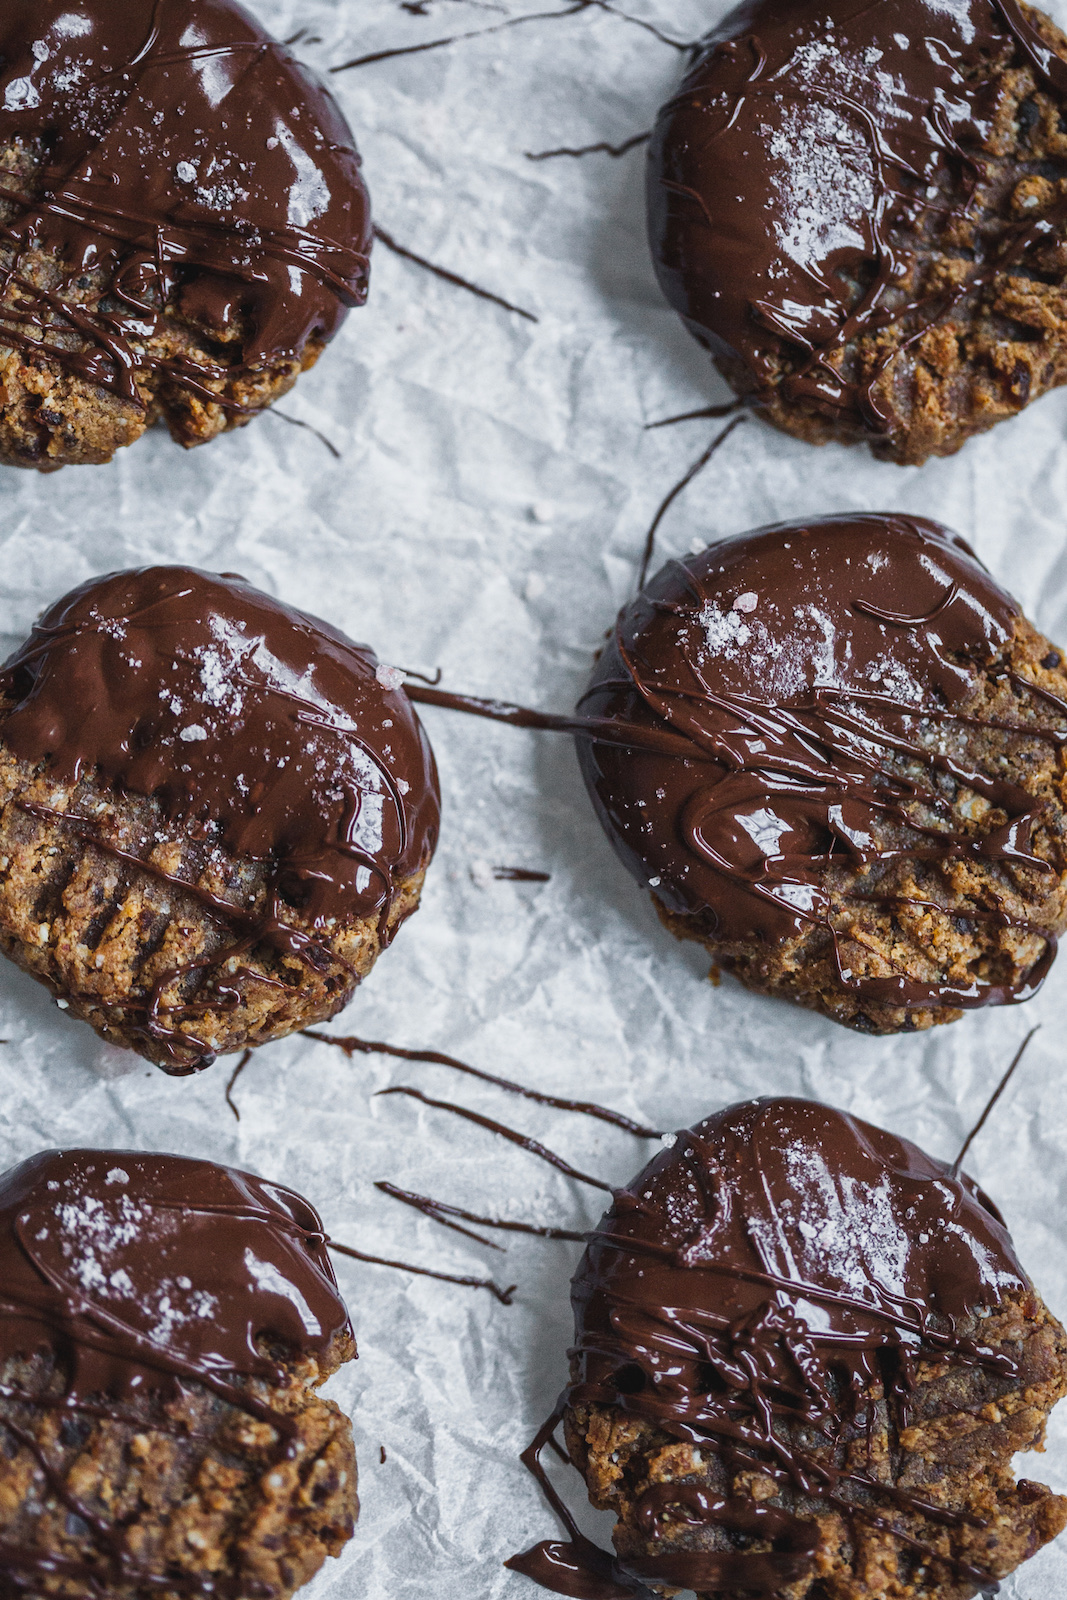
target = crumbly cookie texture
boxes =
[0,719,425,1069]
[747,3,1067,464]
[567,1291,1067,1600]
[656,615,1067,1035]
[0,1332,357,1600]
[0,142,320,470]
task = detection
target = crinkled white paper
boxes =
[2,0,1067,1594]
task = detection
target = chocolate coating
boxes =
[0,567,439,1067]
[0,1146,350,1408]
[1,566,439,936]
[647,0,1067,453]
[0,0,371,402]
[551,1096,1033,1597]
[576,513,1064,1017]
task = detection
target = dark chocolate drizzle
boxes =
[525,132,650,161]
[647,0,1067,436]
[0,567,439,1070]
[377,1086,615,1192]
[636,411,746,588]
[510,1096,1030,1597]
[0,1147,351,1597]
[374,1181,587,1246]
[0,0,370,409]
[372,223,538,322]
[326,1236,516,1306]
[575,513,1065,1011]
[303,1029,661,1137]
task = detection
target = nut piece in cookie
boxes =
[0,0,372,469]
[576,513,1067,1034]
[0,1147,358,1599]
[648,0,1067,464]
[512,1096,1067,1600]
[0,566,440,1071]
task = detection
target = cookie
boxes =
[533,1097,1067,1600]
[0,1146,357,1599]
[648,0,1067,464]
[575,513,1067,1034]
[0,0,371,469]
[0,566,439,1071]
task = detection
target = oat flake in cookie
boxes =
[648,0,1067,464]
[0,1147,357,1599]
[0,0,371,470]
[576,513,1067,1035]
[0,566,439,1072]
[511,1097,1067,1600]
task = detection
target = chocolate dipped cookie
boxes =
[0,566,439,1071]
[0,0,371,469]
[576,513,1067,1034]
[514,1096,1067,1600]
[648,0,1067,464]
[0,1147,357,1600]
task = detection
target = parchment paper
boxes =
[2,0,1067,1593]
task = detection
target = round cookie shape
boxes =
[0,566,440,1070]
[575,513,1067,1033]
[647,0,1067,464]
[0,0,371,468]
[561,1096,1067,1599]
[0,1147,358,1599]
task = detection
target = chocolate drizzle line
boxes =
[493,866,552,881]
[952,1025,1040,1176]
[269,409,343,460]
[0,0,371,412]
[525,132,650,161]
[375,1182,588,1245]
[325,1236,516,1305]
[636,411,747,588]
[331,1,687,72]
[377,1086,616,1191]
[372,224,539,322]
[0,1148,352,1598]
[0,567,439,1072]
[645,397,744,429]
[577,513,1067,1012]
[647,0,1067,436]
[224,1048,254,1122]
[509,1096,1035,1598]
[303,1029,662,1136]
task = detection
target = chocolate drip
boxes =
[0,1148,351,1596]
[0,0,371,407]
[377,1086,615,1192]
[373,224,538,322]
[0,567,439,1070]
[636,412,746,587]
[375,1181,588,1245]
[511,1097,1027,1596]
[647,0,1067,434]
[525,133,651,161]
[326,1237,515,1305]
[303,1029,661,1137]
[575,514,1064,1010]
[493,866,552,881]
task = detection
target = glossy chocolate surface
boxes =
[0,1146,350,1402]
[512,1096,1030,1597]
[0,1147,352,1597]
[647,0,1067,430]
[0,0,371,403]
[575,513,1063,1010]
[0,567,439,1065]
